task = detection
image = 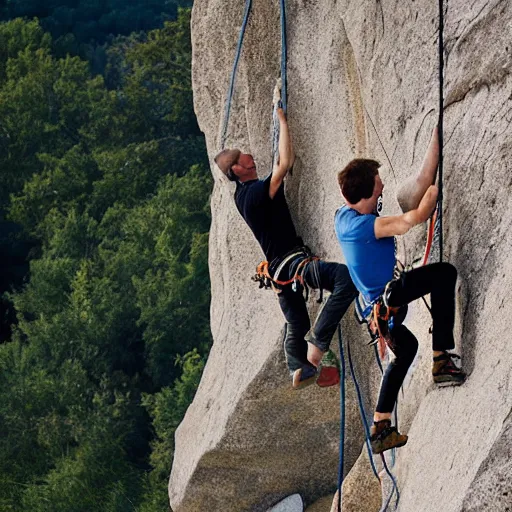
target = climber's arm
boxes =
[269,108,295,199]
[396,126,439,213]
[375,185,438,238]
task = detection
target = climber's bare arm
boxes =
[376,185,438,238]
[269,108,295,199]
[396,126,439,213]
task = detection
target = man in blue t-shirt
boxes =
[214,109,357,390]
[335,127,466,454]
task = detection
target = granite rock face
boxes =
[461,410,512,512]
[169,0,512,510]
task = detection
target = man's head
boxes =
[214,149,257,182]
[337,159,383,213]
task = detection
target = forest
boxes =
[0,1,211,510]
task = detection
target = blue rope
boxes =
[337,326,345,512]
[392,401,399,467]
[272,0,288,166]
[220,0,252,150]
[348,334,402,511]
[346,334,380,480]
[279,0,287,113]
[380,454,400,511]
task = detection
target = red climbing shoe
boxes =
[370,420,408,455]
[432,352,466,386]
[316,350,340,388]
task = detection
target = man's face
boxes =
[236,153,256,173]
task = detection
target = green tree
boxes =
[0,10,212,510]
[139,349,205,512]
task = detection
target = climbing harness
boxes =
[252,253,312,289]
[353,262,408,360]
[369,300,402,360]
[252,247,323,302]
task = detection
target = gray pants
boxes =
[277,260,357,372]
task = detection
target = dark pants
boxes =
[376,262,457,413]
[278,261,358,372]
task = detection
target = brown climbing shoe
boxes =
[370,420,408,455]
[433,352,466,386]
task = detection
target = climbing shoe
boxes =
[292,365,317,390]
[370,420,408,455]
[316,349,341,388]
[432,352,466,386]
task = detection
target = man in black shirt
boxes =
[215,109,357,389]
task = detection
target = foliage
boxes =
[0,9,212,511]
[0,0,193,74]
[138,349,205,512]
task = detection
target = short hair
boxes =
[214,149,241,181]
[338,159,381,204]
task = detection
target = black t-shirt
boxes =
[234,174,301,263]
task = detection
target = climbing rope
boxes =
[271,0,288,166]
[437,0,445,262]
[422,0,446,317]
[279,0,287,113]
[219,0,289,172]
[380,453,400,512]
[356,0,447,268]
[219,0,252,150]
[344,330,380,480]
[336,325,400,512]
[337,325,346,512]
[361,104,399,186]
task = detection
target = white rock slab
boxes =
[267,494,303,512]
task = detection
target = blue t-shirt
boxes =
[334,206,395,303]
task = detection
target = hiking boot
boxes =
[432,352,466,386]
[316,349,341,388]
[370,420,408,455]
[292,365,317,390]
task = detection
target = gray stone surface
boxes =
[305,495,334,512]
[461,409,512,512]
[170,0,512,510]
[330,448,382,512]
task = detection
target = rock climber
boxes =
[334,126,466,454]
[214,108,358,389]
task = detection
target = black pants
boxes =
[278,260,357,372]
[376,262,457,413]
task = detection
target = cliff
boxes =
[169,0,512,510]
